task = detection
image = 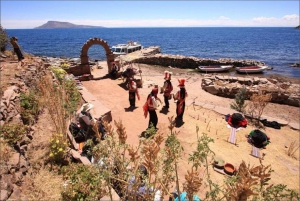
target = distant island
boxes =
[34,21,105,29]
[296,25,300,29]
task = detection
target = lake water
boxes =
[6,27,300,78]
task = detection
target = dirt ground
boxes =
[84,61,300,197]
[1,54,299,199]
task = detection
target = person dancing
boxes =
[162,71,173,109]
[127,77,140,108]
[143,86,161,130]
[174,78,188,121]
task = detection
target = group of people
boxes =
[126,70,188,132]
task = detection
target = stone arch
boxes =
[80,37,115,73]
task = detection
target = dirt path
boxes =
[82,62,300,197]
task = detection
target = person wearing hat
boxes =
[143,86,162,130]
[174,78,188,121]
[126,77,140,108]
[162,71,173,109]
[10,37,25,66]
[78,102,106,141]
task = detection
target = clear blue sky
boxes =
[1,1,299,29]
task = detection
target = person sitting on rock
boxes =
[78,102,106,141]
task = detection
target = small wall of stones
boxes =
[133,54,265,69]
[201,74,300,107]
[0,57,47,201]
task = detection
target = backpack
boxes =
[69,122,85,143]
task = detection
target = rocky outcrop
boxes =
[133,54,265,69]
[201,74,300,107]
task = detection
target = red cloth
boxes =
[177,100,184,116]
[143,101,148,118]
[228,115,248,128]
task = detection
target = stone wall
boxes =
[0,57,47,201]
[201,74,300,107]
[133,54,265,69]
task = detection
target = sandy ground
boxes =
[81,61,300,197]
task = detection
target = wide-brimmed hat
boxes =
[81,102,93,112]
[178,78,185,87]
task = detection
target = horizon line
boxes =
[6,26,299,30]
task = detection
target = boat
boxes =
[112,41,143,57]
[198,65,234,72]
[236,65,268,74]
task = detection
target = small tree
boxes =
[230,86,248,113]
[247,92,272,125]
[0,25,9,52]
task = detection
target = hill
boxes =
[34,21,105,29]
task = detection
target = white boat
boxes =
[236,65,268,74]
[112,41,143,57]
[198,65,234,72]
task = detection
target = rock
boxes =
[8,185,21,200]
[203,85,219,95]
[8,153,20,167]
[289,122,300,130]
[0,190,8,201]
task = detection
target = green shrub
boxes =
[0,25,9,52]
[60,63,70,69]
[61,163,107,201]
[49,133,69,164]
[50,66,67,83]
[0,123,28,146]
[230,86,248,112]
[63,79,81,115]
[20,90,40,125]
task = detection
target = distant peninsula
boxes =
[34,21,105,29]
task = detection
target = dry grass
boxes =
[22,168,63,201]
[287,141,299,159]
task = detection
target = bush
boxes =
[49,133,69,163]
[0,123,28,146]
[61,163,107,201]
[20,90,40,125]
[0,25,9,52]
[230,87,248,113]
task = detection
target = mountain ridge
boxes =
[34,21,105,29]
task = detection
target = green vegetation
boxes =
[49,133,69,163]
[0,25,9,52]
[230,86,248,113]
[20,90,41,125]
[0,123,28,146]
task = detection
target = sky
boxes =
[1,1,299,29]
